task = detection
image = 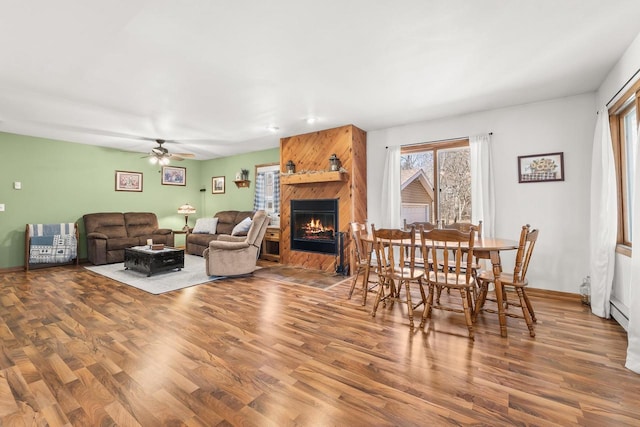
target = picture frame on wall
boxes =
[518,152,564,183]
[212,176,225,194]
[115,170,143,192]
[161,166,186,186]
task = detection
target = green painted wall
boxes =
[1,132,279,269]
[199,149,280,216]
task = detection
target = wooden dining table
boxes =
[361,233,519,337]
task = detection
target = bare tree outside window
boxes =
[400,140,471,226]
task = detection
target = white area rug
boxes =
[85,254,225,294]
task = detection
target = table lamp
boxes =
[177,203,196,231]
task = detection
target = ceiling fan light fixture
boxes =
[159,157,170,165]
[149,156,158,164]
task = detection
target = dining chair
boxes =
[348,222,378,305]
[419,227,477,339]
[442,220,485,299]
[370,224,426,329]
[403,220,436,267]
[473,224,539,337]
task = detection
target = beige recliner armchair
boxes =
[203,210,270,276]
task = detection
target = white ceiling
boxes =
[1,0,640,159]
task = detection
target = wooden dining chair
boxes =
[370,224,426,329]
[473,224,539,337]
[419,227,477,339]
[403,220,436,267]
[348,222,378,305]
[442,220,484,299]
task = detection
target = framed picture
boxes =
[518,152,564,183]
[115,170,143,192]
[212,176,225,194]
[161,166,186,186]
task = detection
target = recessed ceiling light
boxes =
[267,125,279,132]
[306,117,317,124]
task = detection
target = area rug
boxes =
[253,264,352,290]
[85,254,227,294]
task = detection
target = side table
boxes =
[260,226,280,262]
[172,230,188,249]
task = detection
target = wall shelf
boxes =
[234,180,251,188]
[281,171,347,185]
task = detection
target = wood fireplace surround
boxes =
[279,124,367,272]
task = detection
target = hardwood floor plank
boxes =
[0,266,639,425]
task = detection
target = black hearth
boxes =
[291,199,338,255]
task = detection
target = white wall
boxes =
[367,93,596,294]
[597,31,640,323]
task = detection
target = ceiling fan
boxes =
[144,139,196,165]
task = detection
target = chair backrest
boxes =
[420,227,476,285]
[371,224,417,279]
[245,210,270,247]
[512,224,539,283]
[350,222,369,264]
[444,220,482,238]
[404,219,436,232]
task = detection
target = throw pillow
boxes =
[231,217,252,236]
[192,217,218,234]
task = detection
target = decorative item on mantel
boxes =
[177,203,196,231]
[241,168,249,180]
[329,154,341,171]
[286,160,296,174]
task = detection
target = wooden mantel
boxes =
[280,170,348,185]
[280,124,367,272]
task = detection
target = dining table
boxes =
[360,232,519,337]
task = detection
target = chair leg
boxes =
[371,277,386,317]
[348,267,361,299]
[520,288,537,323]
[404,280,414,329]
[515,287,535,337]
[473,280,489,322]
[420,284,435,328]
[460,288,474,339]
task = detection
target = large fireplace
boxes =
[290,199,338,255]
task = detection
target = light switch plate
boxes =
[13,181,21,190]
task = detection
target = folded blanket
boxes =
[28,223,77,264]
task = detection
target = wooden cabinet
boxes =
[261,227,280,262]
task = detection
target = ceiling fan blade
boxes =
[172,153,196,158]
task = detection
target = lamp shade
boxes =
[177,203,196,214]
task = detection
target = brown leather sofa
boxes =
[186,210,254,256]
[83,212,174,265]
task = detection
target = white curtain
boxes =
[381,146,402,228]
[626,120,640,373]
[589,107,617,319]
[469,134,495,238]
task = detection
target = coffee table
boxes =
[124,246,185,277]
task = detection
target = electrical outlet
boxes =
[0,204,5,212]
[13,181,21,190]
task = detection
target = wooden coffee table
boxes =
[124,246,185,277]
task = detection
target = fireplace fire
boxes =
[291,199,338,254]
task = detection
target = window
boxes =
[610,84,640,250]
[400,139,471,226]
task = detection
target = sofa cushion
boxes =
[83,213,128,239]
[124,212,159,237]
[231,217,252,236]
[193,217,218,234]
[188,233,221,247]
[214,211,253,235]
[106,237,139,250]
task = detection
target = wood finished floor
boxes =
[0,264,639,426]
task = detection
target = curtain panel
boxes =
[626,120,640,374]
[589,108,617,320]
[470,134,495,238]
[381,146,401,228]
